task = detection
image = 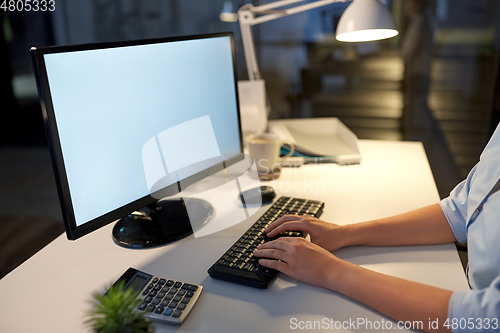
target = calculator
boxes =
[110,267,203,325]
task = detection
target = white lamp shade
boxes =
[336,0,398,42]
[220,1,238,22]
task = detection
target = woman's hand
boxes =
[265,215,349,252]
[253,237,340,289]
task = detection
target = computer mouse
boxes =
[239,186,276,205]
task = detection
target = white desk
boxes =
[0,140,469,332]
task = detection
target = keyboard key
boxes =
[177,303,186,310]
[168,301,178,308]
[163,308,173,316]
[146,305,156,312]
[174,282,183,288]
[172,310,182,318]
[155,306,164,314]
[137,302,147,311]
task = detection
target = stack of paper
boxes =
[269,118,362,164]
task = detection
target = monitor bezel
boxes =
[31,32,244,241]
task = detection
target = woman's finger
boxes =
[253,248,289,262]
[265,214,302,233]
[257,258,289,272]
[266,220,307,237]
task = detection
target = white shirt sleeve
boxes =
[448,275,500,332]
[438,164,479,244]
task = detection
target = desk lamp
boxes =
[222,0,398,134]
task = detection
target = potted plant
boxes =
[86,280,154,333]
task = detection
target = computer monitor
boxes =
[31,33,244,248]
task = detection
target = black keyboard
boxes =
[207,196,325,289]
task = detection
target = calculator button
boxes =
[182,284,198,291]
[109,269,202,325]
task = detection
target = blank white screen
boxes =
[43,36,241,227]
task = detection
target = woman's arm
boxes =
[334,259,452,333]
[343,203,457,247]
[265,203,457,251]
[256,204,458,332]
[254,238,453,333]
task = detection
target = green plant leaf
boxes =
[85,280,154,333]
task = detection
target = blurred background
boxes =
[1,0,499,277]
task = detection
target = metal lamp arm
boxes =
[238,0,347,80]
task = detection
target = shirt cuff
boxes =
[448,277,500,332]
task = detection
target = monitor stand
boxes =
[112,198,213,248]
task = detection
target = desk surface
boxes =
[0,140,468,332]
